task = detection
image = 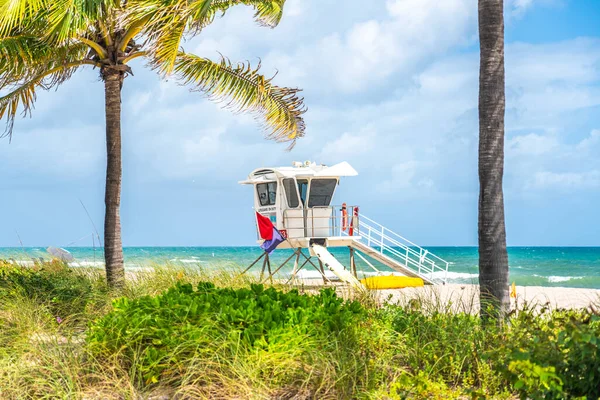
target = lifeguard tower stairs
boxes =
[344,213,449,285]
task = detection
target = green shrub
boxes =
[507,360,563,399]
[0,260,106,319]
[388,370,468,400]
[497,308,600,399]
[385,303,600,399]
[386,306,498,390]
[88,282,365,386]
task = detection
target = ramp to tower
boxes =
[311,244,364,290]
[346,214,450,285]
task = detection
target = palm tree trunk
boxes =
[478,0,509,319]
[103,71,125,288]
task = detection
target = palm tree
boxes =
[477,0,509,318]
[0,0,305,288]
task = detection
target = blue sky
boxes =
[1,0,599,247]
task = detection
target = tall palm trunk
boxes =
[478,0,509,318]
[103,71,125,288]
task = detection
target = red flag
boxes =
[256,212,274,241]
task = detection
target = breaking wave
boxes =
[169,258,203,264]
[430,271,479,281]
[69,261,105,267]
[546,275,584,283]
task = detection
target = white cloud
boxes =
[128,91,152,116]
[318,130,375,162]
[194,36,243,60]
[378,161,418,192]
[506,129,600,192]
[0,125,104,179]
[377,160,437,193]
[506,133,559,156]
[511,0,535,16]
[414,56,476,95]
[577,129,600,152]
[508,39,600,86]
[283,0,304,17]
[530,170,600,190]
[145,126,226,179]
[268,0,478,93]
[509,0,564,18]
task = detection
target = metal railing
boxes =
[258,207,450,284]
[281,205,360,239]
[349,214,450,284]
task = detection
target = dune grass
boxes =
[0,260,598,399]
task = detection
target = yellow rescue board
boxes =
[360,276,425,289]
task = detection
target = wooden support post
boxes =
[266,249,300,283]
[266,254,273,284]
[259,254,268,282]
[240,252,266,275]
[298,249,324,274]
[292,249,301,277]
[287,249,332,284]
[318,259,326,285]
[349,246,357,277]
[285,257,311,285]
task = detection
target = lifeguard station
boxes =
[239,161,450,288]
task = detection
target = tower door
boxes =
[305,178,338,237]
[282,178,304,239]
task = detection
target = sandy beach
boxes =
[293,279,600,311]
[377,284,600,312]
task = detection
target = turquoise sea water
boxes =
[1,246,599,288]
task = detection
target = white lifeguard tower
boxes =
[239,161,450,287]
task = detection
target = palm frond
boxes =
[77,36,107,58]
[205,0,285,28]
[44,0,110,43]
[117,14,150,51]
[1,0,114,48]
[151,15,187,73]
[0,0,49,35]
[122,50,146,63]
[0,33,46,81]
[129,0,285,74]
[0,29,89,84]
[123,0,189,73]
[0,59,97,138]
[174,52,305,147]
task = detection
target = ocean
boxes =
[1,246,599,288]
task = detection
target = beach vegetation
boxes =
[0,261,599,399]
[0,259,107,319]
[494,306,600,399]
[0,0,305,289]
[87,282,364,388]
